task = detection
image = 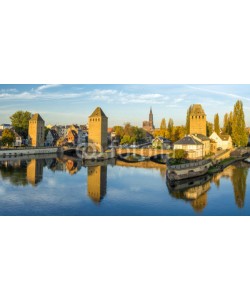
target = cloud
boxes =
[36,84,62,91]
[188,85,250,102]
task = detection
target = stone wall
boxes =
[0,147,59,158]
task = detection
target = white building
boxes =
[209,132,233,150]
[174,135,204,159]
[45,129,59,146]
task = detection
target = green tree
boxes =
[227,111,233,135]
[206,121,213,137]
[232,100,248,146]
[173,149,188,160]
[214,113,220,135]
[113,126,124,139]
[10,111,32,138]
[168,118,174,140]
[186,106,192,134]
[1,129,15,147]
[160,118,167,130]
[222,113,228,134]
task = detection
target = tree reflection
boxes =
[231,164,249,208]
[0,161,29,186]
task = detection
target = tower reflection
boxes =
[27,159,44,186]
[87,165,107,203]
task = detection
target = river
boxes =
[0,155,249,215]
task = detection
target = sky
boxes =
[0,84,250,127]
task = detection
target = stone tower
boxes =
[88,107,108,152]
[189,104,207,136]
[28,113,45,147]
[87,165,107,203]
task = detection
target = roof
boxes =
[49,129,59,139]
[190,104,206,115]
[174,135,203,146]
[30,113,44,122]
[89,107,107,118]
[219,134,230,141]
[192,133,210,141]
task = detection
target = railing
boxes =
[168,159,212,170]
[0,146,59,151]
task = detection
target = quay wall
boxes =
[116,148,172,157]
[0,147,59,159]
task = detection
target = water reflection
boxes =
[87,166,107,203]
[27,159,44,186]
[211,163,249,208]
[167,175,211,213]
[0,156,249,215]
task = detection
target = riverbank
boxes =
[0,147,59,159]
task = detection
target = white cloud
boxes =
[188,85,250,102]
[36,84,62,91]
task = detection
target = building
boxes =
[152,137,172,149]
[14,132,22,147]
[67,129,78,145]
[45,129,59,146]
[143,107,155,133]
[87,165,107,203]
[192,134,210,156]
[88,107,108,152]
[174,135,204,159]
[189,104,207,136]
[0,124,12,130]
[28,113,45,147]
[209,132,233,150]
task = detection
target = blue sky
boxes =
[0,84,250,127]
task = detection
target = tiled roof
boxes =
[30,113,44,122]
[174,135,203,145]
[219,134,230,141]
[192,133,210,141]
[190,104,206,115]
[89,107,107,118]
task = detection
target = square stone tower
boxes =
[28,113,45,147]
[189,104,207,136]
[88,107,108,152]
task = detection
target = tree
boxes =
[113,126,124,139]
[206,121,213,137]
[232,100,248,146]
[222,113,228,134]
[186,106,192,134]
[10,111,32,138]
[1,129,15,147]
[227,111,233,135]
[160,118,167,130]
[172,126,186,142]
[173,149,188,160]
[168,118,174,140]
[214,113,220,135]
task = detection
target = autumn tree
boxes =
[1,129,15,147]
[168,118,174,140]
[232,100,248,146]
[206,121,213,137]
[222,113,228,134]
[10,111,32,138]
[214,113,220,135]
[160,118,167,130]
[186,106,192,134]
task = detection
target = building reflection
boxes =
[167,175,211,213]
[27,159,44,186]
[87,165,107,203]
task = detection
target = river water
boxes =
[0,155,249,216]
